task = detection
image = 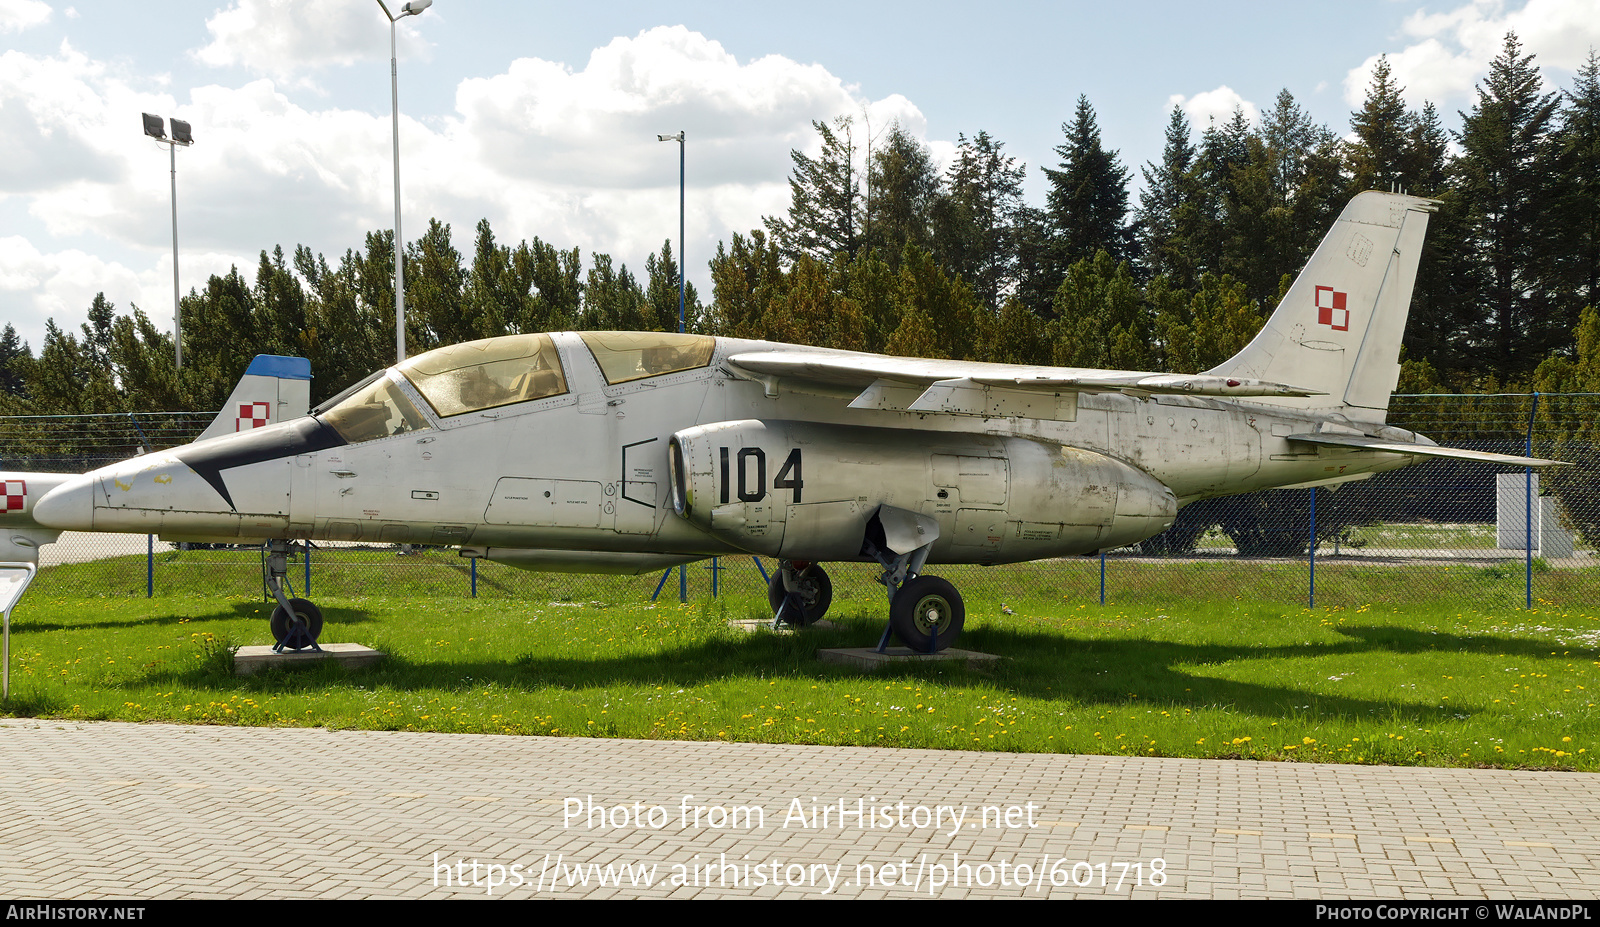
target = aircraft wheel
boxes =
[889,575,964,653]
[270,598,324,650]
[768,564,833,626]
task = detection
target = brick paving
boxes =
[1,719,1596,899]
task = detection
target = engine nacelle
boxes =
[669,420,1175,563]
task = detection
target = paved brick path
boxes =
[1,719,1596,899]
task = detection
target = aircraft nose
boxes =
[31,475,97,531]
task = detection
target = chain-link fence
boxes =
[10,396,1600,613]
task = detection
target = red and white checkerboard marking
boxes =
[3,479,24,513]
[1316,286,1349,331]
[236,401,272,432]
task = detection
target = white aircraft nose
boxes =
[31,475,97,531]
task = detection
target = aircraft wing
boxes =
[727,350,1322,420]
[1285,433,1565,467]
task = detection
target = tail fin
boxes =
[1205,191,1436,422]
[194,355,312,443]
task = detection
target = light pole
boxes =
[376,0,431,363]
[657,131,685,334]
[141,113,193,370]
[657,131,687,602]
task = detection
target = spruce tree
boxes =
[1041,96,1134,273]
[1137,106,1197,286]
[1349,56,1413,193]
[764,117,863,263]
[1551,50,1600,315]
[931,131,1027,314]
[864,122,939,267]
[1455,30,1563,380]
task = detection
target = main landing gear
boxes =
[860,533,965,654]
[764,507,968,653]
[263,539,323,653]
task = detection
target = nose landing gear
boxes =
[769,560,833,628]
[263,540,322,653]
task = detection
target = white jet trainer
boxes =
[0,191,1561,652]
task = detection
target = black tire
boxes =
[889,575,964,653]
[767,564,833,626]
[270,598,324,650]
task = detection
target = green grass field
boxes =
[6,551,1600,770]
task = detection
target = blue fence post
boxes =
[1098,550,1106,606]
[304,542,311,598]
[1308,487,1317,609]
[1526,391,1538,609]
[146,535,153,598]
[470,556,477,598]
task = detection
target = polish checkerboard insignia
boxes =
[1316,286,1349,331]
[3,479,24,512]
[236,401,272,431]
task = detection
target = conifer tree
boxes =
[932,131,1027,313]
[864,123,939,267]
[1455,31,1563,380]
[765,117,863,262]
[1138,106,1197,286]
[1042,96,1134,274]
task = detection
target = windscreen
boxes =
[321,375,430,444]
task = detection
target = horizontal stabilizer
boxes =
[1285,433,1565,468]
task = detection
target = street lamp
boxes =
[658,131,687,601]
[657,131,685,334]
[376,0,431,363]
[141,113,193,370]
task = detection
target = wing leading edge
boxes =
[727,351,1322,421]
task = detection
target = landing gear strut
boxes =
[769,561,833,627]
[263,539,322,653]
[863,507,966,653]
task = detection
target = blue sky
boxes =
[2,0,1597,356]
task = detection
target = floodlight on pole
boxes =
[376,0,431,363]
[142,112,193,370]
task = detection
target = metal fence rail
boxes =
[9,395,1600,611]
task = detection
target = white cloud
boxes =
[194,0,431,84]
[0,236,240,349]
[452,27,864,190]
[1343,0,1600,108]
[3,25,939,350]
[0,0,50,34]
[1168,86,1259,129]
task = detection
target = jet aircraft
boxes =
[0,191,1561,652]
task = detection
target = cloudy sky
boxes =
[2,0,1598,356]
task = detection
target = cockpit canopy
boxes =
[318,331,717,445]
[399,332,567,418]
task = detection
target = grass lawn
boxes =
[5,553,1599,771]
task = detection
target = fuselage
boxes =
[30,331,1421,569]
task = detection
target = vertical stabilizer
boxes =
[194,355,312,443]
[1205,191,1436,422]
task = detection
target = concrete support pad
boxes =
[817,646,1002,670]
[233,643,385,676]
[728,619,837,633]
